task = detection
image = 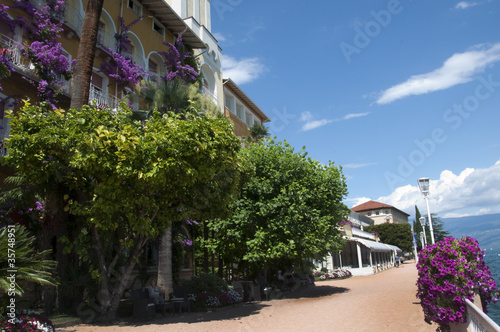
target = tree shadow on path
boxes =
[277,284,349,300]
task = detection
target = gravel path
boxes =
[64,260,438,332]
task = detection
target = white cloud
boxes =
[300,112,369,131]
[455,1,478,9]
[343,162,377,169]
[376,43,500,104]
[376,160,500,218]
[222,54,266,85]
[302,119,334,131]
[213,32,226,42]
[346,197,372,208]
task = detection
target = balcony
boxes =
[201,86,218,104]
[0,35,37,78]
[88,84,120,111]
[63,4,84,36]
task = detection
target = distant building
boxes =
[223,78,270,138]
[351,200,409,225]
[316,210,402,277]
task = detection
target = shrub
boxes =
[182,273,228,294]
[0,312,54,331]
[183,273,242,310]
[416,237,499,331]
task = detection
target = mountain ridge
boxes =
[442,213,500,251]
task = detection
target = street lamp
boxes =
[418,178,435,244]
[419,217,427,246]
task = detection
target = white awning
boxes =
[350,237,402,254]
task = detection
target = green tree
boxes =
[137,78,220,117]
[428,213,450,243]
[245,123,270,143]
[413,205,424,250]
[0,224,57,313]
[210,140,349,279]
[3,103,241,320]
[364,223,413,252]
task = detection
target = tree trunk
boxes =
[157,227,173,298]
[70,0,104,109]
[97,234,148,322]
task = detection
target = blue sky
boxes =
[211,0,500,219]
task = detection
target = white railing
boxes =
[201,86,218,104]
[0,35,36,77]
[89,85,120,111]
[465,299,500,332]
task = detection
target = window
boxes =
[236,104,244,120]
[375,210,380,216]
[152,19,165,38]
[128,0,142,16]
[385,210,389,215]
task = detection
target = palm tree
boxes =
[0,224,57,311]
[246,123,270,143]
[70,0,104,109]
[137,78,220,117]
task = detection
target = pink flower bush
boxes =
[416,237,499,331]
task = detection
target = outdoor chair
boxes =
[172,286,191,314]
[130,289,156,320]
[130,288,174,319]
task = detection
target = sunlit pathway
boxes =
[65,260,437,332]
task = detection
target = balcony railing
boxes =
[89,84,120,111]
[201,86,218,104]
[465,299,500,332]
[64,5,84,36]
[0,35,36,78]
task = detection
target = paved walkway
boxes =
[66,260,438,331]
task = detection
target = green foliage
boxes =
[210,139,349,276]
[137,78,219,116]
[0,224,57,312]
[2,101,241,317]
[364,223,413,252]
[182,273,228,294]
[245,123,270,143]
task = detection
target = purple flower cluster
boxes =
[416,237,499,330]
[160,30,199,83]
[100,46,148,90]
[99,17,148,90]
[185,218,199,226]
[338,219,353,227]
[0,0,72,108]
[0,312,54,332]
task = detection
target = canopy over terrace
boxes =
[330,237,402,276]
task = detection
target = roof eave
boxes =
[223,78,270,123]
[140,0,206,49]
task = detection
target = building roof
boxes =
[141,0,206,49]
[223,78,270,123]
[352,200,410,216]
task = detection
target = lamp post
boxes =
[419,217,427,247]
[418,178,435,245]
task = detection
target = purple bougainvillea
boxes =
[0,0,73,108]
[160,30,199,83]
[99,16,148,91]
[416,237,499,331]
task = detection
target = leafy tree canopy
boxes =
[2,101,241,318]
[210,139,349,275]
